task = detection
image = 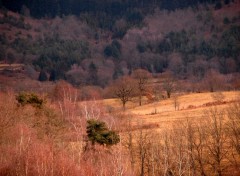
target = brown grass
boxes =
[101,91,239,131]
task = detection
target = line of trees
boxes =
[111,70,178,110]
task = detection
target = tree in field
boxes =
[226,101,240,169]
[132,69,151,106]
[163,76,175,98]
[204,108,228,176]
[172,94,180,110]
[113,76,135,110]
[86,119,120,146]
[203,69,223,92]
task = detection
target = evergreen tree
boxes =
[38,70,48,81]
[87,62,98,85]
[86,119,120,146]
[49,70,56,81]
[16,92,44,108]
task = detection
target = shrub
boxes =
[16,92,45,108]
[86,119,120,146]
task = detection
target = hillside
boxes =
[101,90,239,123]
[0,1,240,92]
[129,91,239,128]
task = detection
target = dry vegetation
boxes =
[102,91,239,127]
[0,82,240,176]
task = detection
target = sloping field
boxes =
[102,91,239,129]
[129,91,238,114]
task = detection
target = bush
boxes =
[87,119,120,146]
[16,92,45,108]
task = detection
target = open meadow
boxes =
[102,91,239,127]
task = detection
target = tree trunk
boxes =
[139,94,142,106]
[123,102,126,111]
[167,91,171,98]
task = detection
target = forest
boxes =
[0,0,239,89]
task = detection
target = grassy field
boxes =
[102,91,239,130]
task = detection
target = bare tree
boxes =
[132,69,151,106]
[172,94,180,111]
[203,69,224,92]
[124,117,136,171]
[204,108,229,176]
[163,77,175,98]
[226,101,240,170]
[185,119,208,176]
[113,76,135,110]
[138,126,147,176]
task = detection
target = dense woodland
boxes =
[1,0,226,18]
[0,0,239,90]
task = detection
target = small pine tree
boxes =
[86,119,120,146]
